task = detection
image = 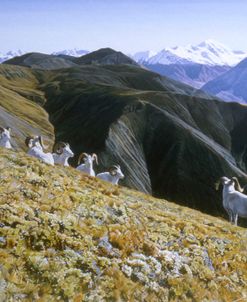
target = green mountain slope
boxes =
[74,48,139,66]
[0,149,246,302]
[3,52,77,70]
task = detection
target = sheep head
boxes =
[215,176,231,190]
[78,153,98,165]
[25,135,47,149]
[109,165,124,179]
[53,142,74,157]
[0,127,11,139]
[78,152,89,165]
[53,142,67,155]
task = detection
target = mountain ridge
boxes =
[202,57,247,103]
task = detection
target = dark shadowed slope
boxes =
[36,64,247,216]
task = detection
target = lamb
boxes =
[216,176,247,225]
[0,127,12,149]
[76,152,98,176]
[25,136,54,165]
[52,142,74,166]
[96,165,124,185]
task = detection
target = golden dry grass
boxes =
[0,148,246,301]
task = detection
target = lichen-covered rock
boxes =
[0,148,247,301]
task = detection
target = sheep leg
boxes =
[227,209,233,223]
[233,213,238,226]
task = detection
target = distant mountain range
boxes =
[1,40,247,103]
[0,49,24,63]
[132,40,247,66]
[52,48,89,57]
[2,40,246,66]
[3,48,138,70]
[132,40,247,96]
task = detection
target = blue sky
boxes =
[0,0,246,53]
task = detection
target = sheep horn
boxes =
[25,136,34,148]
[231,177,244,193]
[38,136,49,150]
[92,153,98,165]
[53,142,66,154]
[78,152,89,165]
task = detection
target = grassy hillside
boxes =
[0,148,246,301]
[0,65,54,150]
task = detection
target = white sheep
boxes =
[76,152,98,176]
[97,165,124,185]
[216,176,247,225]
[25,136,54,165]
[52,142,74,166]
[0,127,12,149]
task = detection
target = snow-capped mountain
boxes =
[133,40,247,66]
[52,49,89,57]
[0,50,24,63]
[131,50,157,64]
[147,50,192,65]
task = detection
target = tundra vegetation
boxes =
[0,148,246,302]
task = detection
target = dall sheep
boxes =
[0,127,12,149]
[76,152,98,176]
[216,176,247,225]
[97,165,124,185]
[25,136,54,165]
[52,142,74,166]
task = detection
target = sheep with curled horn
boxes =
[25,135,54,165]
[25,135,48,150]
[216,176,247,225]
[52,141,74,167]
[0,126,12,149]
[96,164,124,185]
[76,152,98,176]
